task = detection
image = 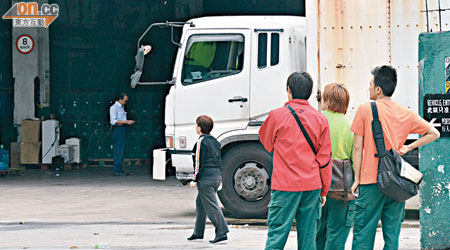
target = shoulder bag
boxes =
[371,102,422,202]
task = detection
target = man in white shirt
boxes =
[109,93,135,176]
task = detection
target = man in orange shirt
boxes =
[259,72,332,250]
[350,65,440,249]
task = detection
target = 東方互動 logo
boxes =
[2,2,59,28]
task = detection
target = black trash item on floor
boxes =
[51,155,65,171]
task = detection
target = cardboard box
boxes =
[10,142,21,170]
[21,119,41,143]
[20,142,41,164]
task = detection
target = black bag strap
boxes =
[370,102,387,157]
[343,160,348,204]
[286,105,316,154]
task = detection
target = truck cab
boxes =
[156,16,307,218]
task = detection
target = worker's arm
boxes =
[398,126,440,155]
[316,124,333,207]
[258,111,276,153]
[110,105,135,125]
[351,134,364,195]
[317,123,332,203]
[115,120,135,125]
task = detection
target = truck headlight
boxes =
[165,136,174,148]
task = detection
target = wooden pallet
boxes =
[63,163,88,171]
[0,168,25,176]
[41,163,87,171]
[88,158,150,167]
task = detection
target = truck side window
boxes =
[271,33,279,66]
[182,34,245,85]
[258,33,267,68]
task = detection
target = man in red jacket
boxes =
[259,71,332,250]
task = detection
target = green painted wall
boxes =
[418,31,450,250]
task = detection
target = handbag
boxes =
[371,102,422,203]
[328,159,355,202]
[328,120,354,202]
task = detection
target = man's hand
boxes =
[321,196,326,207]
[351,180,360,197]
[397,145,410,156]
[189,181,197,188]
[127,120,135,125]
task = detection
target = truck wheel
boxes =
[218,143,272,218]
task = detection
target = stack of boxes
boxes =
[20,119,41,164]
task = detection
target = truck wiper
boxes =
[204,70,239,79]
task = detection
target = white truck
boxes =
[130,1,449,218]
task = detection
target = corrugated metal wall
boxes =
[306,0,450,120]
[2,0,305,161]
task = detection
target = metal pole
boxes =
[426,0,430,32]
[137,21,194,50]
[438,0,442,32]
[137,22,166,50]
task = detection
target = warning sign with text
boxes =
[446,57,450,93]
[423,94,450,137]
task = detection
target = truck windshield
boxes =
[182,34,244,85]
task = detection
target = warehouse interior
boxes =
[0,0,305,173]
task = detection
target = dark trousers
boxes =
[316,198,355,250]
[112,126,127,173]
[194,179,229,237]
[265,189,321,250]
[352,184,405,250]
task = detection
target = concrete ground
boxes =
[0,166,420,249]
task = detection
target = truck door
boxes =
[173,30,251,149]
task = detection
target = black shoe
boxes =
[209,234,227,244]
[187,234,203,241]
[113,171,128,176]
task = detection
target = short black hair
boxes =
[118,93,128,100]
[286,71,313,100]
[371,66,397,97]
[196,115,214,134]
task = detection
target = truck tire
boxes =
[218,143,272,218]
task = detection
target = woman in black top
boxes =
[187,115,229,244]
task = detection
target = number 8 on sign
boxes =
[16,35,34,54]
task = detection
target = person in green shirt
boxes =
[316,83,355,250]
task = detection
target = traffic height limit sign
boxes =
[423,94,450,137]
[16,34,34,54]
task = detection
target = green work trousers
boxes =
[352,184,405,250]
[316,198,355,250]
[265,189,322,250]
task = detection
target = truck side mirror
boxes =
[135,48,145,70]
[130,70,142,88]
[135,45,152,71]
[131,45,151,88]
